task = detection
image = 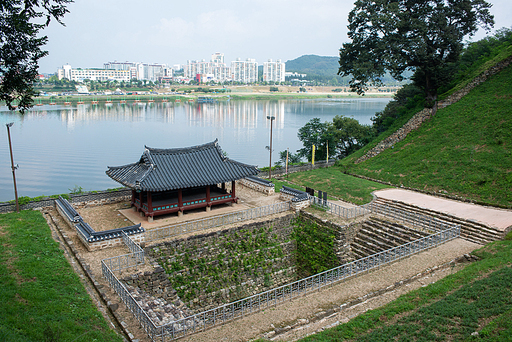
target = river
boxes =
[0,97,390,202]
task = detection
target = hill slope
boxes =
[285,55,339,77]
[342,61,512,207]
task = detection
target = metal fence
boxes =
[309,196,372,219]
[102,232,145,272]
[102,260,160,339]
[103,198,461,341]
[150,222,460,341]
[145,201,292,242]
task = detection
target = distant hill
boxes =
[285,54,406,84]
[285,55,339,77]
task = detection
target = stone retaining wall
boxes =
[355,56,512,164]
[299,211,362,264]
[257,160,335,178]
[239,178,275,195]
[0,188,131,214]
[146,214,298,314]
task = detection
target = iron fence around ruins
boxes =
[152,219,461,340]
[102,200,461,341]
[309,196,372,219]
[102,260,160,339]
[102,233,145,272]
[144,201,292,242]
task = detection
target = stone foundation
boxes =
[239,178,275,195]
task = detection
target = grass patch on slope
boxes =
[285,168,392,205]
[0,211,123,342]
[300,240,512,342]
[341,64,512,208]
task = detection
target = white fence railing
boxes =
[145,201,292,242]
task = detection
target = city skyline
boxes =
[38,0,512,74]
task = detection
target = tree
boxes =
[338,0,494,107]
[297,118,336,162]
[330,115,374,158]
[0,0,71,112]
[277,150,302,166]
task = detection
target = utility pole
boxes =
[267,115,275,179]
[6,123,19,213]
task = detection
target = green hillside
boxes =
[285,55,340,77]
[340,62,512,207]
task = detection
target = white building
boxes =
[231,58,258,83]
[57,64,130,82]
[263,59,285,83]
[185,57,231,83]
[103,61,172,81]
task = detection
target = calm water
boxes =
[0,98,389,202]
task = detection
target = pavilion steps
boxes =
[350,216,431,259]
[372,197,505,245]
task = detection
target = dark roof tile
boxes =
[106,139,258,192]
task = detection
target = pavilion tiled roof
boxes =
[106,140,259,192]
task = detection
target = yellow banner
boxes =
[312,144,315,165]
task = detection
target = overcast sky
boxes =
[38,0,512,74]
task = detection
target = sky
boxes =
[38,0,512,74]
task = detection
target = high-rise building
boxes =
[185,56,231,83]
[263,59,285,83]
[231,58,258,83]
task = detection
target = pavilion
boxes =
[106,140,259,221]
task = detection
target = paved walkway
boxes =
[373,188,512,232]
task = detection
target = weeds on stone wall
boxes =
[292,216,340,278]
[148,218,297,312]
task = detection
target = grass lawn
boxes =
[285,168,392,205]
[0,210,123,342]
[299,239,512,342]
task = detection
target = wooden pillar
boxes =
[178,189,183,208]
[178,189,183,217]
[231,181,236,198]
[147,191,152,212]
[206,185,211,203]
[222,182,226,191]
[131,190,135,205]
[139,191,143,207]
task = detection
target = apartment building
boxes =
[263,59,285,83]
[231,58,258,83]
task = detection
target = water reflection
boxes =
[0,98,389,201]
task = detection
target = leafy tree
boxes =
[0,0,71,112]
[277,150,302,166]
[297,118,336,162]
[330,115,374,158]
[338,0,494,107]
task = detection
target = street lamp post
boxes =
[6,123,19,213]
[266,115,275,179]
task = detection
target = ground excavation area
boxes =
[46,185,512,342]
